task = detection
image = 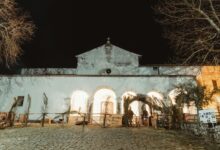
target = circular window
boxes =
[106,69,111,74]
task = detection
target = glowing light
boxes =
[71,90,89,113]
[213,94,220,103]
[121,91,151,116]
[129,101,148,116]
[143,104,151,116]
[183,103,189,113]
[188,101,197,114]
[129,101,140,116]
[93,89,116,114]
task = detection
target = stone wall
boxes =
[182,123,220,144]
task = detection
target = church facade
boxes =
[0,39,218,125]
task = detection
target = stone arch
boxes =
[147,91,165,108]
[71,90,89,113]
[121,91,137,114]
[121,91,167,127]
[121,91,151,116]
[121,91,167,116]
[91,88,117,125]
[93,88,117,114]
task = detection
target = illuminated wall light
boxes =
[129,101,140,116]
[183,103,189,114]
[71,90,89,113]
[93,89,117,114]
[129,101,145,117]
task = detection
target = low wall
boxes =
[68,114,122,127]
[182,123,220,144]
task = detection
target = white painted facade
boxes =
[0,40,200,122]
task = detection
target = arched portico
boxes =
[70,90,89,124]
[92,88,117,124]
[93,88,117,114]
[121,91,137,115]
[71,90,89,113]
[121,91,166,127]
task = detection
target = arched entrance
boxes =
[92,88,117,125]
[121,91,166,127]
[71,90,89,113]
[121,91,137,115]
[70,90,89,124]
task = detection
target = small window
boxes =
[17,96,24,106]
[212,80,218,90]
[153,66,158,71]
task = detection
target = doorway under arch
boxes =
[93,88,117,114]
[91,88,117,125]
[71,90,89,113]
[121,91,167,127]
[128,101,151,117]
[121,91,137,115]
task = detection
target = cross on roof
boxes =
[106,37,111,44]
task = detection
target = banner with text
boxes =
[199,109,216,123]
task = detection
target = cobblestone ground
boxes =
[0,125,218,150]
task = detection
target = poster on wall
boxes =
[199,109,217,124]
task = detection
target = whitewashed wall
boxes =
[20,66,200,76]
[0,75,195,119]
[76,44,140,75]
[0,42,202,122]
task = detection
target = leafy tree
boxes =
[0,0,35,67]
[172,81,211,128]
[175,83,209,110]
[153,0,220,65]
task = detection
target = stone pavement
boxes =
[0,125,218,150]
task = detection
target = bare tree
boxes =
[41,93,48,127]
[24,94,31,127]
[7,97,19,127]
[154,0,220,65]
[0,0,35,67]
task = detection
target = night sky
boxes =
[14,0,171,68]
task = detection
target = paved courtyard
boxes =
[0,125,218,150]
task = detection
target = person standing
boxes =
[127,107,134,127]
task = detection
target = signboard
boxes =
[199,109,217,124]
